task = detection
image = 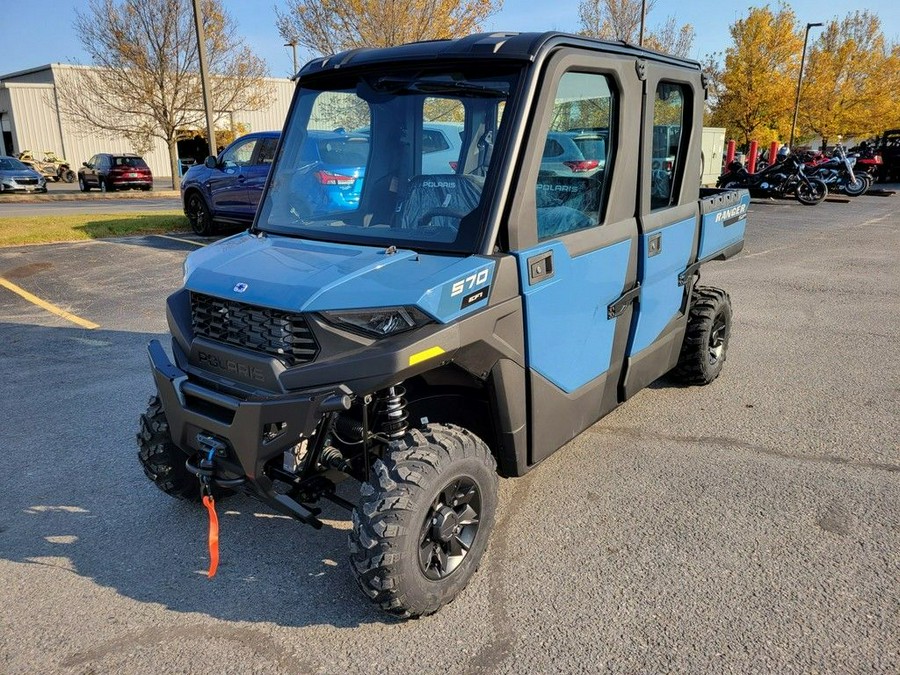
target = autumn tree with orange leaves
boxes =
[275,0,502,58]
[800,11,900,148]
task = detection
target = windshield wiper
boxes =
[372,77,508,98]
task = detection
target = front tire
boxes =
[78,176,90,192]
[671,286,732,385]
[186,192,215,235]
[137,396,200,501]
[841,175,868,197]
[61,169,76,183]
[349,424,498,618]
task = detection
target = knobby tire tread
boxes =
[348,424,496,618]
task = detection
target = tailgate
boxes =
[697,187,750,260]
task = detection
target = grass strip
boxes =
[0,212,189,246]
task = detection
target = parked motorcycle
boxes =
[17,150,76,183]
[847,141,884,182]
[717,154,828,205]
[806,144,870,196]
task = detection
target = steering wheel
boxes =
[416,207,469,230]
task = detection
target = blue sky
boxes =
[1,0,898,78]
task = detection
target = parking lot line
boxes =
[151,234,207,247]
[0,277,100,329]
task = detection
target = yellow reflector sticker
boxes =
[408,346,445,366]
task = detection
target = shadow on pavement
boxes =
[0,321,394,629]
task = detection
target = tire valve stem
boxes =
[375,384,408,439]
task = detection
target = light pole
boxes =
[284,40,298,77]
[789,22,823,151]
[639,0,646,46]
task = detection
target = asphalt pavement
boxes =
[0,195,897,673]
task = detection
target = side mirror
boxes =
[82,162,90,168]
[204,156,218,169]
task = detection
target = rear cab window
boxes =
[650,82,686,210]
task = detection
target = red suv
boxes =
[78,153,152,192]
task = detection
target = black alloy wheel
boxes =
[186,192,214,235]
[349,423,498,618]
[418,476,481,580]
[708,315,727,367]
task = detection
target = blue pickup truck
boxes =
[140,32,749,618]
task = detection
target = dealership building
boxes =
[0,64,293,179]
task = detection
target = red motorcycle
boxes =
[847,141,884,181]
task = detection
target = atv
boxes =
[17,150,76,183]
[138,32,749,618]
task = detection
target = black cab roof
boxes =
[298,31,700,80]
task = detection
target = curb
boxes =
[0,191,180,204]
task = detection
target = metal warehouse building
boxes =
[0,64,293,179]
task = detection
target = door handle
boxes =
[648,233,662,257]
[527,251,554,285]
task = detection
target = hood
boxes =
[0,168,41,179]
[184,232,496,322]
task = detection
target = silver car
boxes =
[0,155,47,193]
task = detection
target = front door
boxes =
[506,50,642,464]
[209,136,258,218]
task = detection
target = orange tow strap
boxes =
[202,494,220,578]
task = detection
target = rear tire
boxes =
[795,178,827,205]
[671,286,732,385]
[349,424,498,618]
[137,396,200,501]
[61,169,76,183]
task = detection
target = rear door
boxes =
[621,63,704,398]
[505,49,642,465]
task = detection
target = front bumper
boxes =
[148,339,350,484]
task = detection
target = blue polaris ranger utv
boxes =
[139,32,749,617]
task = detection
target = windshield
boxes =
[257,66,521,253]
[0,157,30,171]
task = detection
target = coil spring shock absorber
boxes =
[375,384,409,439]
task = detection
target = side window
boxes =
[222,138,257,168]
[422,97,464,175]
[256,138,278,165]
[651,82,686,209]
[535,72,615,240]
[87,155,97,167]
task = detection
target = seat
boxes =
[396,174,484,231]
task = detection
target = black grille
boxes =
[16,177,38,185]
[190,292,319,366]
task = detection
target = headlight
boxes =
[321,306,432,338]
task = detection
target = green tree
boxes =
[56,0,269,188]
[275,0,502,57]
[578,0,695,58]
[800,11,900,147]
[707,4,802,147]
